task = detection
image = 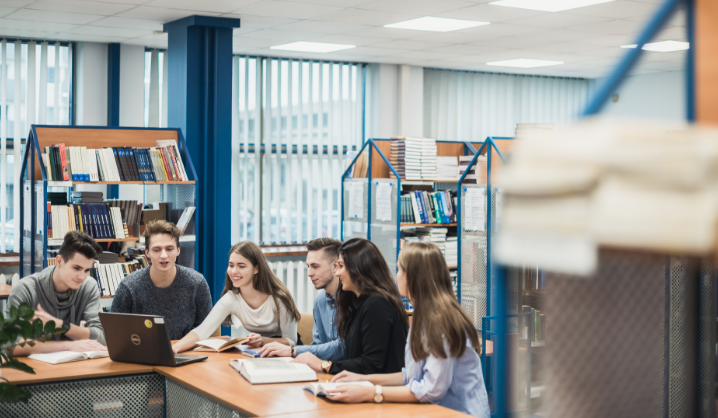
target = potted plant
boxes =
[0,302,66,402]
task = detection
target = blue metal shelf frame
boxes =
[19,124,198,278]
[456,137,510,308]
[340,138,475,272]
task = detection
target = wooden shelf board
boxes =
[48,235,196,245]
[447,265,457,270]
[400,223,457,227]
[101,295,114,299]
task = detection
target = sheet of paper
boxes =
[495,188,503,228]
[349,182,364,219]
[464,188,485,232]
[37,187,45,235]
[375,183,392,222]
[23,185,31,232]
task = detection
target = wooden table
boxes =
[3,350,471,418]
[0,284,11,300]
[0,255,19,267]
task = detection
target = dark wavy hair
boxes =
[336,238,409,340]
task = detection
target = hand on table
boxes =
[257,342,292,357]
[67,340,107,352]
[245,333,264,348]
[324,384,375,403]
[292,352,323,372]
[331,370,365,383]
[33,304,64,329]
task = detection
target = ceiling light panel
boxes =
[270,41,355,53]
[384,16,489,32]
[621,40,689,52]
[490,0,614,13]
[487,58,563,68]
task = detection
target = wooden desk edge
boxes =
[9,364,154,386]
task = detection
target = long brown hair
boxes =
[221,241,301,327]
[399,242,481,360]
[336,238,409,340]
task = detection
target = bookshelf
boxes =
[19,126,198,296]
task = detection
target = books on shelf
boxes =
[193,337,249,353]
[229,357,318,385]
[400,190,456,224]
[91,259,146,297]
[389,137,438,180]
[460,155,487,184]
[522,306,546,342]
[515,123,553,138]
[304,381,373,397]
[176,207,196,234]
[47,200,142,241]
[436,156,459,180]
[402,227,457,267]
[41,140,189,183]
[351,152,369,178]
[29,350,109,364]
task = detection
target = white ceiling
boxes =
[0,0,687,78]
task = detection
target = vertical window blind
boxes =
[232,57,364,244]
[3,40,73,253]
[144,49,168,128]
[423,68,592,141]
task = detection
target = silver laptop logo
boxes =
[131,334,141,345]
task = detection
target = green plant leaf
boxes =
[18,303,34,320]
[26,341,35,347]
[32,318,43,337]
[8,305,17,322]
[0,357,35,374]
[44,320,57,333]
[18,321,31,339]
[0,383,32,403]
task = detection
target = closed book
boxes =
[127,147,141,181]
[29,351,109,364]
[229,358,317,385]
[55,143,70,181]
[112,148,125,181]
[72,191,103,198]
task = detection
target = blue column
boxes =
[107,43,121,199]
[164,16,239,305]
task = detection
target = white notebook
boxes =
[229,357,317,385]
[29,350,109,365]
[303,381,373,396]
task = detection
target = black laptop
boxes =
[99,312,207,367]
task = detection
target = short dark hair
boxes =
[306,238,341,261]
[59,231,102,262]
[144,220,181,248]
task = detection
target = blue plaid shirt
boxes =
[295,290,346,361]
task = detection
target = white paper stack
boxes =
[436,156,459,180]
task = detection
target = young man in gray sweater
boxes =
[9,231,107,356]
[111,220,213,340]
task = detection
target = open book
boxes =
[304,381,373,396]
[29,351,109,365]
[194,337,249,353]
[229,357,317,384]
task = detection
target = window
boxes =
[4,40,73,252]
[232,57,365,244]
[144,49,167,128]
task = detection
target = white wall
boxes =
[367,63,424,139]
[600,71,686,126]
[75,42,107,126]
[118,44,148,201]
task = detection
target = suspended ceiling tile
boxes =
[235,1,344,20]
[527,29,606,42]
[88,0,151,4]
[241,29,318,41]
[307,34,387,46]
[581,46,628,58]
[233,27,261,36]
[344,26,416,39]
[0,6,15,17]
[274,20,372,34]
[0,17,79,31]
[314,9,420,26]
[368,39,451,51]
[530,41,609,54]
[580,34,635,46]
[0,0,33,7]
[68,25,151,38]
[572,19,644,35]
[27,0,135,15]
[563,0,658,19]
[280,0,373,6]
[437,3,547,23]
[116,6,220,21]
[223,14,299,28]
[393,50,466,61]
[653,25,687,41]
[338,46,405,56]
[6,9,104,24]
[423,43,503,55]
[394,31,474,43]
[0,28,57,38]
[502,12,610,29]
[233,36,282,48]
[146,0,262,13]
[90,16,164,31]
[55,32,129,43]
[455,22,548,40]
[466,36,546,49]
[358,0,477,15]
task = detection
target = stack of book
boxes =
[445,237,458,267]
[71,191,103,203]
[418,138,437,180]
[400,190,456,224]
[515,123,553,138]
[389,139,405,180]
[401,227,457,268]
[390,138,437,180]
[41,140,189,183]
[91,259,147,296]
[459,155,487,184]
[47,200,141,240]
[436,156,459,180]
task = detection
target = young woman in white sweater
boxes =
[172,241,301,352]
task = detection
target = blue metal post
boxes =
[165,16,240,318]
[582,0,682,116]
[685,0,695,122]
[107,43,121,199]
[486,139,492,322]
[367,141,373,241]
[494,265,508,417]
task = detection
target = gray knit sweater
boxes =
[110,265,213,340]
[8,266,105,344]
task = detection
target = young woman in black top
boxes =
[294,238,409,375]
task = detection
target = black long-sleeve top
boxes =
[329,294,408,375]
